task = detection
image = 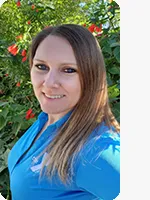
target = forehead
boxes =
[34,35,76,63]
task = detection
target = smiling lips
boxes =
[44,93,65,99]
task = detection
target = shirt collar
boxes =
[38,109,73,129]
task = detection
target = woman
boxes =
[8,24,120,200]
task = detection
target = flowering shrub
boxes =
[0,0,120,199]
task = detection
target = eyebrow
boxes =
[33,59,77,66]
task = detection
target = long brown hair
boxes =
[29,24,120,184]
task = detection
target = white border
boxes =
[0,193,6,200]
[121,0,150,199]
[0,0,5,6]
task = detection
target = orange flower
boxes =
[16,82,21,87]
[31,4,35,9]
[7,44,18,56]
[21,49,26,57]
[27,20,31,25]
[16,34,23,40]
[16,1,21,7]
[22,56,27,62]
[83,24,86,27]
[25,109,35,120]
[36,9,39,12]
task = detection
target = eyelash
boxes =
[34,64,77,73]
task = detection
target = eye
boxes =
[35,64,49,71]
[63,68,77,73]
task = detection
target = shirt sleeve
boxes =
[76,132,120,200]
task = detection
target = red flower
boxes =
[21,49,26,57]
[88,24,102,33]
[22,56,27,62]
[36,9,39,12]
[5,74,9,77]
[88,24,96,33]
[27,20,31,25]
[16,34,23,40]
[31,4,35,9]
[16,82,21,87]
[7,44,18,56]
[95,24,102,32]
[83,24,86,27]
[25,109,35,120]
[16,1,21,7]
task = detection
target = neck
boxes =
[47,111,68,126]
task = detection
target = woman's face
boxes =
[30,35,81,119]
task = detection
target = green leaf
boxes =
[0,149,10,173]
[0,107,9,118]
[114,102,120,110]
[0,116,7,130]
[0,140,5,155]
[108,84,120,99]
[0,102,9,107]
[108,66,120,74]
[113,46,120,62]
[102,43,112,55]
[12,122,22,136]
[110,42,120,48]
[0,139,4,147]
[107,73,113,86]
[112,102,120,122]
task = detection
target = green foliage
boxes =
[0,0,120,198]
[84,0,120,121]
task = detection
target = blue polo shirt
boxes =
[8,111,120,200]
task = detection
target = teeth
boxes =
[45,94,64,99]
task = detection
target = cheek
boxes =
[68,79,81,98]
[31,72,42,88]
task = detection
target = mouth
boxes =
[43,93,65,99]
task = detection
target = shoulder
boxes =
[75,123,120,199]
[82,123,120,164]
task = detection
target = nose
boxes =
[43,70,60,88]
